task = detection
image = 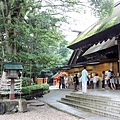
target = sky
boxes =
[64,12,98,42]
[65,0,120,42]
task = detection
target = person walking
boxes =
[79,76,82,90]
[81,66,88,93]
[110,71,116,90]
[101,71,105,90]
[59,76,65,89]
[73,74,79,91]
[64,76,68,88]
[59,77,62,89]
[106,70,111,88]
[93,73,99,89]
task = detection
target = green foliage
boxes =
[88,0,114,18]
[0,0,114,77]
[68,3,120,47]
[0,0,71,77]
[40,83,49,90]
[22,77,31,87]
[98,17,117,32]
[22,83,49,94]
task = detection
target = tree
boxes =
[0,0,114,77]
[42,0,114,18]
[88,0,114,18]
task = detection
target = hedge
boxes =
[22,83,49,95]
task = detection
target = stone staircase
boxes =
[58,92,120,120]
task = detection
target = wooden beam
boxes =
[117,40,120,75]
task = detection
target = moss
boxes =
[68,4,120,47]
[98,17,117,32]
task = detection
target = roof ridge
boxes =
[114,1,120,7]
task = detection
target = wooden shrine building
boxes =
[60,2,120,83]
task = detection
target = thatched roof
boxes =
[68,2,120,49]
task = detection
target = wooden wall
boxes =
[68,62,118,78]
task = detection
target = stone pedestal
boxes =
[1,99,27,114]
[18,99,27,112]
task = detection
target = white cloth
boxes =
[105,80,107,84]
[79,77,82,82]
[93,76,99,83]
[81,69,88,82]
[64,76,68,88]
[118,77,120,84]
[81,69,88,93]
[64,76,68,83]
[110,78,115,83]
[106,71,111,79]
[82,81,87,93]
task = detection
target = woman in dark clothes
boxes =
[101,71,105,90]
[73,74,79,91]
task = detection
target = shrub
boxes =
[40,83,49,90]
[22,77,31,87]
[22,83,49,95]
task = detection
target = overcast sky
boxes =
[64,12,98,42]
[65,0,120,42]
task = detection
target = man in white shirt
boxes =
[81,66,88,93]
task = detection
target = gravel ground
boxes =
[0,104,80,120]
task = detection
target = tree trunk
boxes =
[0,1,22,57]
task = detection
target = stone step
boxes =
[61,97,120,114]
[65,95,120,107]
[58,100,120,120]
[70,92,116,100]
[58,92,120,119]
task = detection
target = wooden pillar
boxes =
[115,38,120,76]
[69,49,78,65]
[73,48,82,64]
[117,40,120,75]
[9,79,15,100]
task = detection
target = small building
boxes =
[3,62,23,79]
[1,62,23,99]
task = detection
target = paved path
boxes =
[39,85,118,120]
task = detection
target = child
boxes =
[93,73,99,89]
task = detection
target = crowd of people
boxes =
[58,67,119,93]
[59,75,68,89]
[103,70,117,90]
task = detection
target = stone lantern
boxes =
[3,62,23,100]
